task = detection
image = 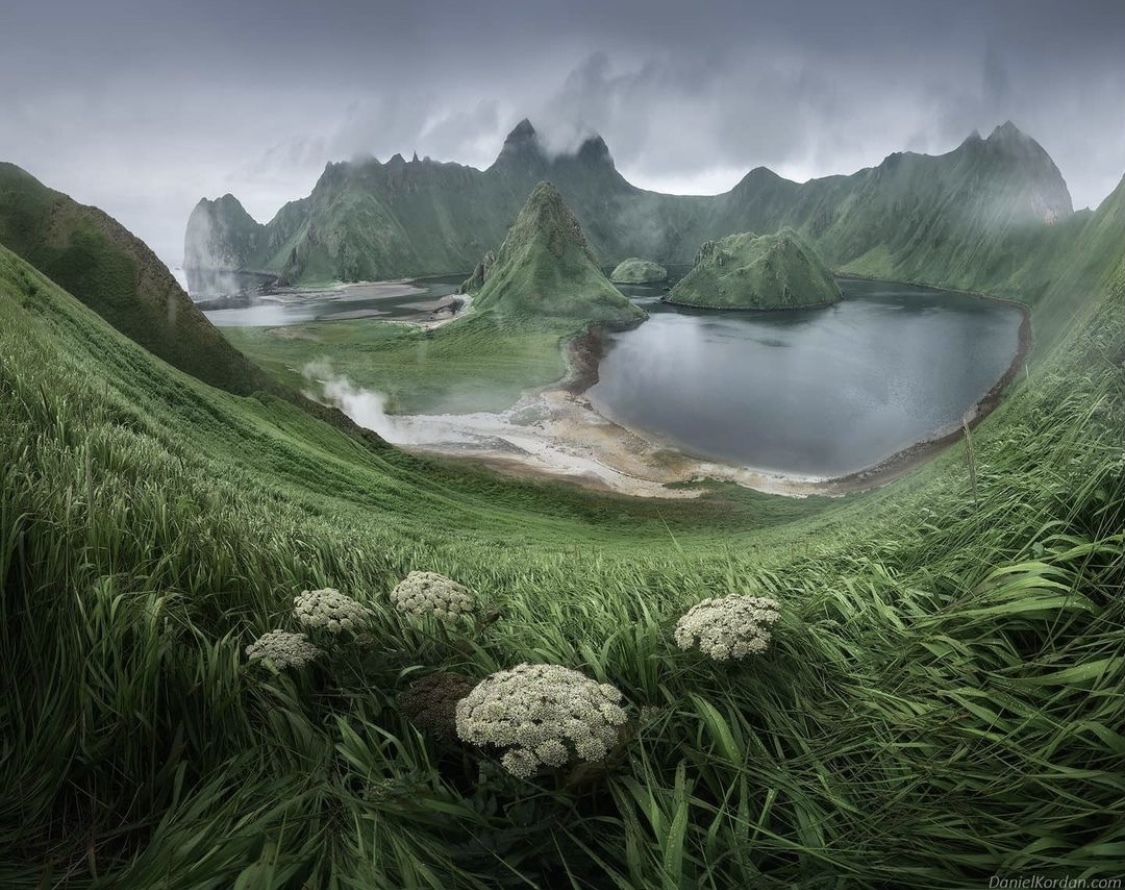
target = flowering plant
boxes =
[390,571,475,622]
[674,594,781,661]
[293,587,372,633]
[245,630,323,669]
[455,663,628,778]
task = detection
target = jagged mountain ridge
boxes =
[185,119,1077,301]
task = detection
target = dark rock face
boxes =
[460,249,496,294]
[184,194,263,272]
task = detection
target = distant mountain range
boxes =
[185,119,1078,302]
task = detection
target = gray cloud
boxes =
[0,0,1121,268]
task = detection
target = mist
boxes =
[0,0,1120,274]
[302,360,485,448]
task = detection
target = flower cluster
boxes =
[674,595,781,661]
[245,630,323,669]
[390,571,475,622]
[455,663,628,778]
[293,587,372,634]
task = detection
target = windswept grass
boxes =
[1,242,1122,887]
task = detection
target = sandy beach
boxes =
[390,388,855,498]
[316,283,1032,500]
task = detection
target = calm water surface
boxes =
[588,277,1022,477]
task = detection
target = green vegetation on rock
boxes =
[3,155,1123,887]
[610,257,668,284]
[463,181,645,323]
[666,228,841,309]
[0,163,272,395]
[187,120,1082,317]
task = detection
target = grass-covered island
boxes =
[666,228,842,309]
[609,257,668,284]
[461,181,645,323]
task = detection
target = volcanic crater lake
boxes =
[588,276,1024,478]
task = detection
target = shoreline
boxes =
[286,277,1033,500]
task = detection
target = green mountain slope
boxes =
[0,163,272,395]
[5,184,1124,886]
[186,120,1080,310]
[464,182,645,323]
[666,228,841,309]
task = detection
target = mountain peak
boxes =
[464,180,643,322]
[954,121,1074,221]
[522,180,567,213]
[505,118,538,144]
[490,118,548,174]
[987,120,1028,144]
[575,133,612,167]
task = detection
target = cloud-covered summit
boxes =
[0,0,1120,269]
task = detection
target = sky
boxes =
[2,0,1122,269]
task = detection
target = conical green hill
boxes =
[465,182,645,323]
[666,228,841,310]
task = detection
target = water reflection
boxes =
[590,278,1022,476]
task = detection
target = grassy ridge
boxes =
[0,163,272,396]
[2,220,1123,890]
[187,120,1084,313]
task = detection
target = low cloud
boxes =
[1,0,1120,270]
[303,360,401,441]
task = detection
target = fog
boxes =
[0,0,1120,270]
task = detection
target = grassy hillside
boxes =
[0,163,272,396]
[4,189,1123,890]
[466,182,645,324]
[223,312,575,415]
[666,228,840,309]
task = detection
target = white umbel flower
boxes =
[674,595,781,661]
[293,588,372,633]
[455,663,628,778]
[390,571,475,622]
[245,630,322,669]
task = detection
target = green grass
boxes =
[222,311,576,415]
[0,163,274,397]
[2,214,1123,890]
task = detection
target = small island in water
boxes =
[610,258,668,284]
[665,227,842,310]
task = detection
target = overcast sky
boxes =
[2,0,1121,268]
